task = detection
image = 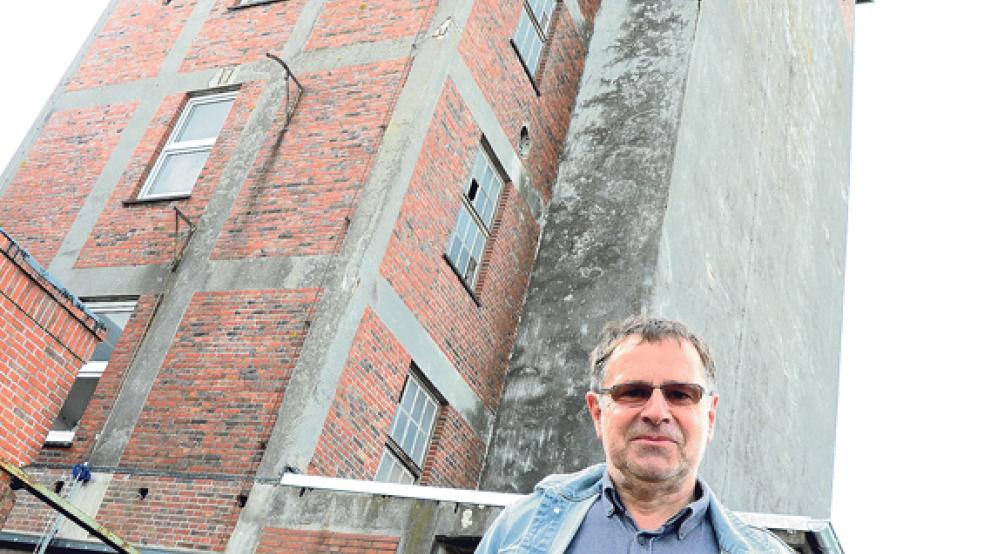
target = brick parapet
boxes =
[0,230,104,359]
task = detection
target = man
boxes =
[476,316,791,553]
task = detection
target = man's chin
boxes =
[622,456,689,485]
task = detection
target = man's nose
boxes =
[638,388,672,424]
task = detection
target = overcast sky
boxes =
[831,1,984,551]
[2,2,982,552]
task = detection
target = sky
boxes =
[831,1,984,551]
[1,1,982,552]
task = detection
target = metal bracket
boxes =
[171,207,196,271]
[265,53,304,130]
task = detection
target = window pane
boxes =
[421,400,437,437]
[376,449,416,485]
[175,97,234,143]
[146,149,210,197]
[385,375,440,471]
[529,0,554,29]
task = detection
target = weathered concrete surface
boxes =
[482,0,852,519]
[226,484,503,553]
[481,0,700,491]
[656,0,852,517]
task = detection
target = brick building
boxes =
[0,0,855,552]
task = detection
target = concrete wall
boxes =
[482,0,852,519]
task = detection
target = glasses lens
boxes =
[607,383,655,405]
[660,383,703,405]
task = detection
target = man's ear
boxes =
[586,391,603,439]
[706,393,719,444]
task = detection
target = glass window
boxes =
[513,0,556,77]
[446,147,505,289]
[139,91,236,200]
[376,373,441,484]
[46,300,136,446]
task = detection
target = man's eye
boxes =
[614,385,651,401]
[666,389,690,401]
[664,385,700,404]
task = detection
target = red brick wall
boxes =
[257,528,400,554]
[379,82,539,410]
[2,467,65,535]
[180,0,306,73]
[419,408,484,489]
[212,60,408,260]
[304,0,437,51]
[0,104,136,267]
[68,0,196,91]
[458,0,588,203]
[309,309,407,479]
[0,233,103,522]
[309,309,487,488]
[0,476,13,529]
[97,474,241,551]
[120,289,318,474]
[4,469,242,552]
[36,294,157,465]
[77,84,262,268]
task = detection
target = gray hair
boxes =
[588,316,716,391]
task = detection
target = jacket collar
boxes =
[533,464,775,554]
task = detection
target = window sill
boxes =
[228,0,288,10]
[122,193,191,206]
[443,254,482,307]
[44,429,76,448]
[509,39,542,97]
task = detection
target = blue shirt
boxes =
[565,474,720,553]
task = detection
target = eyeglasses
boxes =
[594,382,710,407]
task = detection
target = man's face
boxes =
[586,336,718,489]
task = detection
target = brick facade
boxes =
[0,231,103,524]
[120,289,318,475]
[379,81,539,410]
[213,60,408,260]
[0,0,596,550]
[0,104,136,267]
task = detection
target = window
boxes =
[45,300,136,446]
[445,147,505,289]
[512,0,556,79]
[138,91,236,200]
[376,373,441,484]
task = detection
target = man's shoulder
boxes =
[707,501,795,554]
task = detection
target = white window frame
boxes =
[512,0,556,79]
[376,372,442,484]
[45,300,137,446]
[445,146,505,290]
[137,91,237,200]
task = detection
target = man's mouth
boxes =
[631,434,677,445]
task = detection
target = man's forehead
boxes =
[607,335,705,379]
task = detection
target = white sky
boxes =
[832,1,984,551]
[1,1,981,552]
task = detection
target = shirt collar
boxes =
[601,472,712,539]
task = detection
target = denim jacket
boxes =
[476,464,793,554]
